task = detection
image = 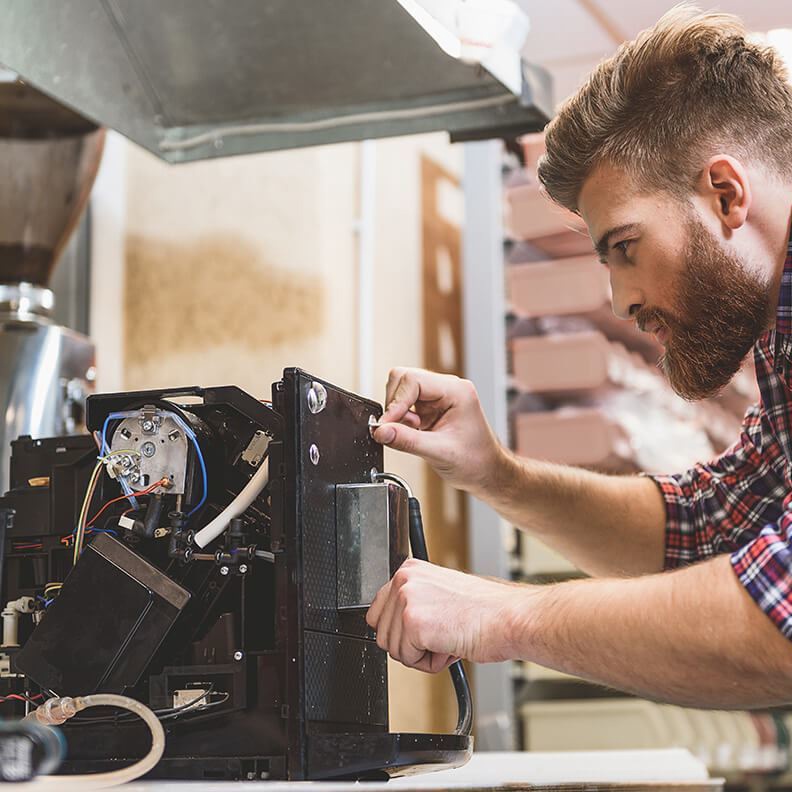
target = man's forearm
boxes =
[510,555,792,708]
[474,448,668,577]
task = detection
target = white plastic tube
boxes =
[32,693,164,787]
[193,458,270,548]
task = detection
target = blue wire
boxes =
[100,414,113,456]
[101,412,140,509]
[186,431,208,517]
[100,411,207,519]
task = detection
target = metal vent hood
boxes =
[0,0,551,164]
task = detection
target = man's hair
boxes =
[537,3,792,213]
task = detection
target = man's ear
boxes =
[696,155,751,232]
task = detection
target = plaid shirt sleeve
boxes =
[648,402,788,569]
[731,510,792,639]
[649,401,792,636]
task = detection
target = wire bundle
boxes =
[100,411,208,518]
[71,457,169,564]
[72,461,104,565]
[0,692,44,705]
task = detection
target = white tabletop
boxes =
[21,749,722,791]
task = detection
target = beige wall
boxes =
[117,133,463,733]
[123,141,359,394]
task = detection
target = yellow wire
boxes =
[97,449,141,461]
[73,462,103,566]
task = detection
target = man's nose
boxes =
[610,274,643,321]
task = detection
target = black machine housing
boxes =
[0,369,472,780]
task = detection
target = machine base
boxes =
[53,732,472,781]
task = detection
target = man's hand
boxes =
[365,558,523,673]
[371,368,504,495]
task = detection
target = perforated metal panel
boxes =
[294,374,382,638]
[304,631,386,725]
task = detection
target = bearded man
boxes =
[366,5,792,707]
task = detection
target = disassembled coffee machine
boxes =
[0,371,473,781]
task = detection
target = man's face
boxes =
[578,163,773,401]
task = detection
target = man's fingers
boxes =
[382,370,449,424]
[401,411,422,430]
[372,422,444,462]
[366,581,391,629]
[386,596,405,661]
[399,625,427,668]
[375,594,397,656]
[412,653,455,674]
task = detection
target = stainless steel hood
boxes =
[0,0,551,164]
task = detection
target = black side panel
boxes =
[0,509,8,593]
[304,631,386,725]
[279,368,388,780]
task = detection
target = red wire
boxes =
[85,479,168,528]
[0,694,44,704]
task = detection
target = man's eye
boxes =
[614,240,631,255]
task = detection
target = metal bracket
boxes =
[241,430,270,468]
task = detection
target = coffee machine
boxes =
[0,76,102,492]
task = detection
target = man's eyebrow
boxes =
[594,223,642,261]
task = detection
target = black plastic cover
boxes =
[0,509,8,597]
[15,533,190,696]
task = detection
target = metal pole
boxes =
[462,139,515,751]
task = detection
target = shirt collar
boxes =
[775,220,792,336]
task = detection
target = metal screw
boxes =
[168,430,180,442]
[309,444,320,465]
[370,467,378,482]
[220,565,229,576]
[141,419,154,432]
[234,651,243,661]
[239,564,248,574]
[141,441,156,458]
[307,382,328,414]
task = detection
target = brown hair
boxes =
[537,3,792,214]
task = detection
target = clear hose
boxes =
[28,694,164,788]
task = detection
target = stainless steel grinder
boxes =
[0,76,103,492]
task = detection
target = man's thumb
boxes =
[375,422,434,459]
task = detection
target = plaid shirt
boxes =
[651,229,792,639]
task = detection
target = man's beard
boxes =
[635,216,773,401]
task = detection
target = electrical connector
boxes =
[24,696,77,726]
[172,688,209,710]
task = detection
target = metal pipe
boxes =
[356,139,377,398]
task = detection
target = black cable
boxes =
[407,494,474,737]
[69,684,220,726]
[374,472,474,737]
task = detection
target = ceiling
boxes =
[517,0,792,103]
